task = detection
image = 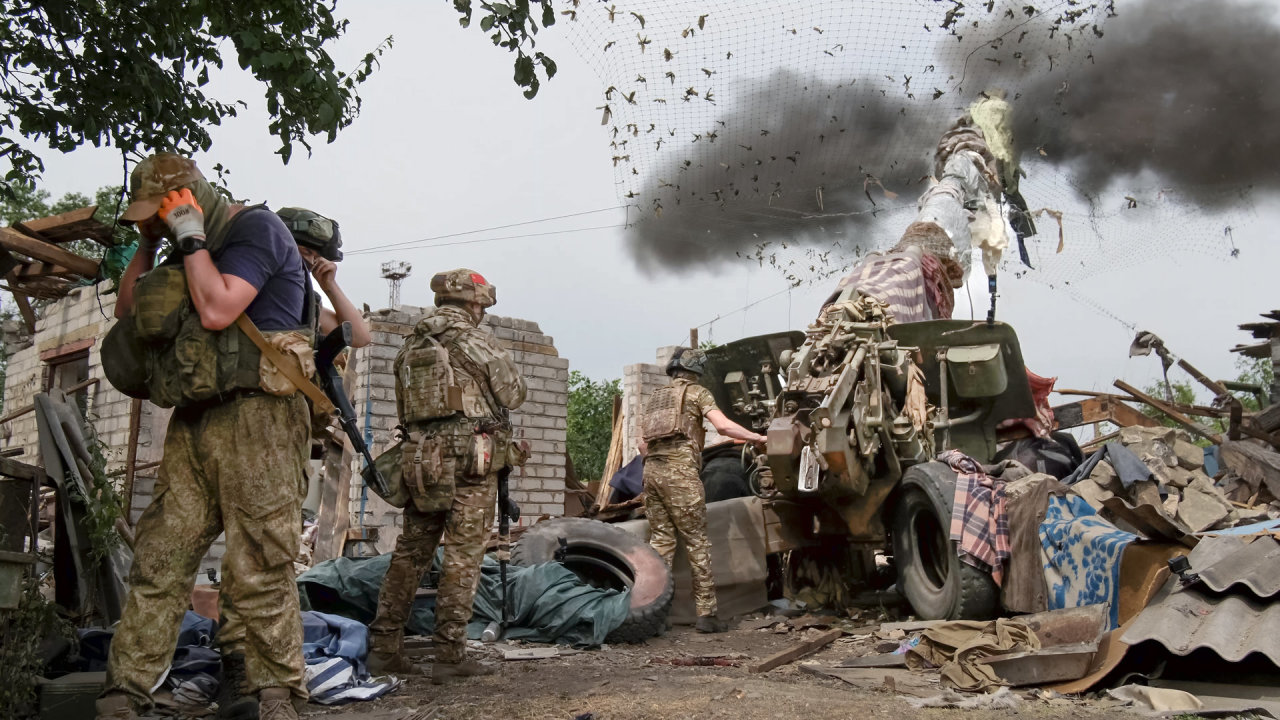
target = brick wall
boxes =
[1,287,177,560]
[2,292,571,569]
[347,306,569,553]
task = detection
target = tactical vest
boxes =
[103,206,317,409]
[641,381,706,449]
[394,334,464,424]
[394,326,502,428]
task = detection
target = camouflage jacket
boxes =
[413,305,527,422]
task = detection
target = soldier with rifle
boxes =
[366,268,528,683]
[204,208,376,720]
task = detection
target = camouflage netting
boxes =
[557,0,1275,290]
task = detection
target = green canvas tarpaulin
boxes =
[297,551,630,648]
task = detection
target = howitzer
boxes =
[315,322,388,498]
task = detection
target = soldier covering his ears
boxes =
[97,154,314,720]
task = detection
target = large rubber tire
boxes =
[512,517,673,644]
[890,469,998,621]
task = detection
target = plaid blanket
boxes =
[940,450,1010,585]
[832,252,931,323]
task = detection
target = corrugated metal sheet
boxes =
[1120,536,1280,665]
[1198,537,1280,598]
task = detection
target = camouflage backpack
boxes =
[394,333,464,425]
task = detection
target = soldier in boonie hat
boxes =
[119,153,205,224]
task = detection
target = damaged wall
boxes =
[1,286,173,552]
[2,292,572,570]
[346,306,570,552]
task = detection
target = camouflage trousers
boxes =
[643,455,718,617]
[368,468,496,664]
[105,394,310,709]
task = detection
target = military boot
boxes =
[257,689,297,720]
[431,660,495,685]
[215,653,258,720]
[695,615,729,634]
[367,635,426,675]
[94,693,139,720]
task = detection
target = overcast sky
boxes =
[25,0,1280,402]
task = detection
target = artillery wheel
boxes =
[890,471,998,621]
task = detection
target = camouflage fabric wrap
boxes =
[643,455,718,617]
[104,394,311,709]
[431,268,497,308]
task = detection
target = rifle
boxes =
[315,322,388,498]
[496,450,521,636]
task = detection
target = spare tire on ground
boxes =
[512,517,673,644]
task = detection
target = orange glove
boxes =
[158,189,205,241]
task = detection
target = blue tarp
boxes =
[297,550,631,648]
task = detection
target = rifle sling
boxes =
[235,313,336,415]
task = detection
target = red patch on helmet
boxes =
[470,273,488,285]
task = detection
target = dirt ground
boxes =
[301,618,1134,720]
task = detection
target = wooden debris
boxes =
[799,665,938,698]
[749,628,842,673]
[835,653,908,668]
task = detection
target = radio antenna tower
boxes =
[381,261,412,309]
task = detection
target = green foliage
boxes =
[567,370,620,483]
[451,0,558,98]
[81,413,124,567]
[0,579,75,720]
[0,1,390,194]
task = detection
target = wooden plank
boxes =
[594,394,625,513]
[0,227,99,278]
[121,399,143,523]
[835,653,908,668]
[10,291,36,334]
[14,261,76,279]
[1115,380,1221,443]
[749,628,842,673]
[13,206,97,235]
[1053,396,1161,431]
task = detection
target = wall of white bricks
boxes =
[2,287,180,562]
[346,306,569,554]
[3,292,571,569]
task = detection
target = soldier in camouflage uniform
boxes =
[96,155,312,720]
[639,348,768,633]
[367,268,527,683]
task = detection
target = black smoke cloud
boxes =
[627,0,1280,271]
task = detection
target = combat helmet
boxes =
[431,268,496,308]
[666,347,707,376]
[277,207,343,261]
[120,153,204,223]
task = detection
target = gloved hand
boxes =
[158,189,205,242]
